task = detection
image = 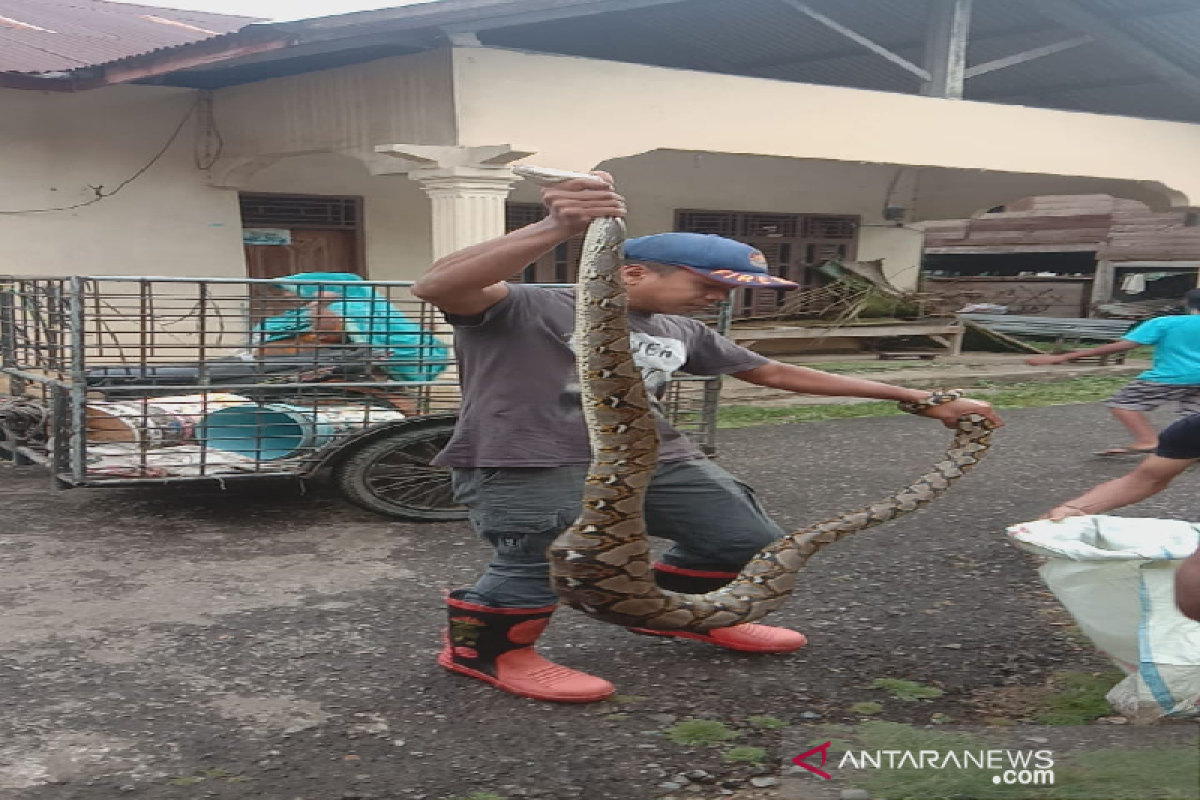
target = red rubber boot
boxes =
[438,591,615,703]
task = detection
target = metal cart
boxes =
[1,276,722,522]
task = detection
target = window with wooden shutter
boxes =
[676,209,859,318]
[506,203,583,284]
[503,204,859,315]
[240,194,360,230]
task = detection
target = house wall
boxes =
[575,151,926,289]
[452,48,1200,214]
[241,152,433,280]
[214,48,458,159]
[10,43,1200,289]
[0,85,246,278]
[0,49,458,280]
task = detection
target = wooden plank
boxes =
[1017,196,1115,213]
[959,313,1136,340]
[730,320,966,355]
[964,231,1043,244]
[1101,244,1200,259]
[1026,229,1111,242]
[730,320,964,340]
[960,318,1043,354]
[974,209,1111,220]
[924,244,1099,254]
[968,214,1111,231]
[924,276,1093,283]
[952,233,1105,244]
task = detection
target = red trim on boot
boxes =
[629,623,807,654]
[444,593,558,615]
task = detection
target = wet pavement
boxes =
[1,401,1195,800]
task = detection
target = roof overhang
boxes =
[4,0,1199,126]
[0,0,691,91]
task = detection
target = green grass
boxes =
[793,361,946,374]
[605,694,647,705]
[722,746,768,764]
[1049,746,1199,798]
[745,714,788,730]
[718,375,1133,428]
[811,720,1197,800]
[663,719,739,746]
[164,769,250,787]
[848,701,884,715]
[870,678,945,701]
[1035,670,1126,725]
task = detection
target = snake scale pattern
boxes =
[513,165,995,633]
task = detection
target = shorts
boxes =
[1105,380,1200,414]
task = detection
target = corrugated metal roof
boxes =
[5,0,1200,125]
[0,0,260,73]
[481,0,1200,123]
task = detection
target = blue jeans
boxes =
[451,459,785,608]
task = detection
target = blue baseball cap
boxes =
[623,232,799,290]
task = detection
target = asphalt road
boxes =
[1,403,1195,800]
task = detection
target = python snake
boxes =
[513,165,995,633]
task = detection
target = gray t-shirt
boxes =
[433,284,769,467]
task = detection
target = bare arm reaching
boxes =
[411,172,626,317]
[1024,339,1140,366]
[1041,455,1196,520]
[732,362,1002,428]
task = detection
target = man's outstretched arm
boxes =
[1042,455,1196,520]
[732,362,1002,429]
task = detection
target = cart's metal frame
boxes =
[0,275,725,519]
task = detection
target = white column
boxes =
[413,167,519,259]
[371,143,534,260]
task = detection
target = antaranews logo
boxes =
[791,741,833,780]
[785,723,1198,799]
[792,742,1054,786]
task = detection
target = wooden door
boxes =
[244,229,361,282]
[244,230,362,320]
[240,193,364,320]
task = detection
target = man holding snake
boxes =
[412,171,1002,703]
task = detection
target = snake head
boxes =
[513,165,600,187]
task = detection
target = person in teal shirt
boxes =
[257,272,449,383]
[1026,288,1200,455]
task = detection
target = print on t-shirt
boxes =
[558,331,687,418]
